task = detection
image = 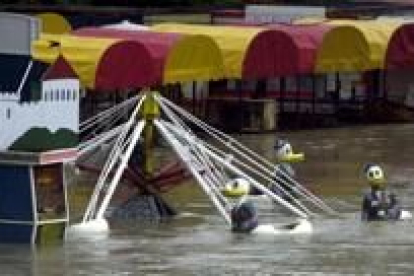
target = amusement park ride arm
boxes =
[162,121,309,219]
[82,95,147,223]
[77,123,126,157]
[94,119,146,220]
[155,95,336,216]
[68,91,334,237]
[154,119,232,225]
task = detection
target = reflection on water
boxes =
[2,123,414,275]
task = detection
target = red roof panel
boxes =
[42,55,78,81]
[386,23,414,70]
[276,23,330,76]
[73,27,184,89]
[242,23,331,77]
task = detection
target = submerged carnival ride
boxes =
[1,9,414,244]
[68,91,336,236]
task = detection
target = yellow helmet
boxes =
[364,164,385,186]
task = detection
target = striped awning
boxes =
[385,23,414,70]
[153,23,288,79]
[32,33,159,90]
[315,19,403,72]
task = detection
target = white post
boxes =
[82,95,146,222]
[165,122,309,219]
[155,119,231,225]
[95,120,146,220]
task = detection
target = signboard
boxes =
[245,5,326,24]
[0,13,40,55]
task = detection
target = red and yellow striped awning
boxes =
[153,23,288,79]
[32,33,159,90]
[315,19,403,73]
[73,27,225,84]
[32,28,225,90]
[37,13,72,34]
[386,23,414,70]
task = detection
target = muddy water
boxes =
[2,123,414,275]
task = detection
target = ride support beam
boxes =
[142,91,161,177]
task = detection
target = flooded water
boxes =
[2,123,414,275]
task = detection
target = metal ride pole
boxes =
[82,94,147,222]
[155,94,228,196]
[95,120,146,220]
[78,124,125,157]
[160,122,230,207]
[163,121,309,218]
[154,119,231,225]
[203,146,309,219]
[202,142,315,217]
[160,120,308,213]
[80,95,140,133]
[158,95,336,214]
[155,96,230,190]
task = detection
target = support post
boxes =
[142,91,161,177]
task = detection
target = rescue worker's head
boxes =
[274,139,304,163]
[363,163,385,188]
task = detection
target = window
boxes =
[267,78,280,91]
[241,80,256,92]
[34,164,67,220]
[227,79,237,90]
[30,82,41,101]
[285,76,297,92]
[6,108,11,119]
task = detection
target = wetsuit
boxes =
[361,187,402,221]
[231,198,259,233]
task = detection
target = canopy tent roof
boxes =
[315,20,402,73]
[102,20,150,31]
[37,12,72,34]
[385,23,414,70]
[73,27,224,84]
[152,23,289,79]
[264,23,332,76]
[32,33,159,90]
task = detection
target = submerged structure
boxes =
[0,13,79,245]
[5,8,414,243]
[68,91,335,236]
[0,149,76,245]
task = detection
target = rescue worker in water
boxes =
[361,164,402,221]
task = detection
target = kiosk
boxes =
[0,149,76,245]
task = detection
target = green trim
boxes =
[9,127,78,152]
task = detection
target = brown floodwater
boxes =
[2,123,414,275]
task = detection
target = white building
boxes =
[0,12,79,152]
[0,56,80,151]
